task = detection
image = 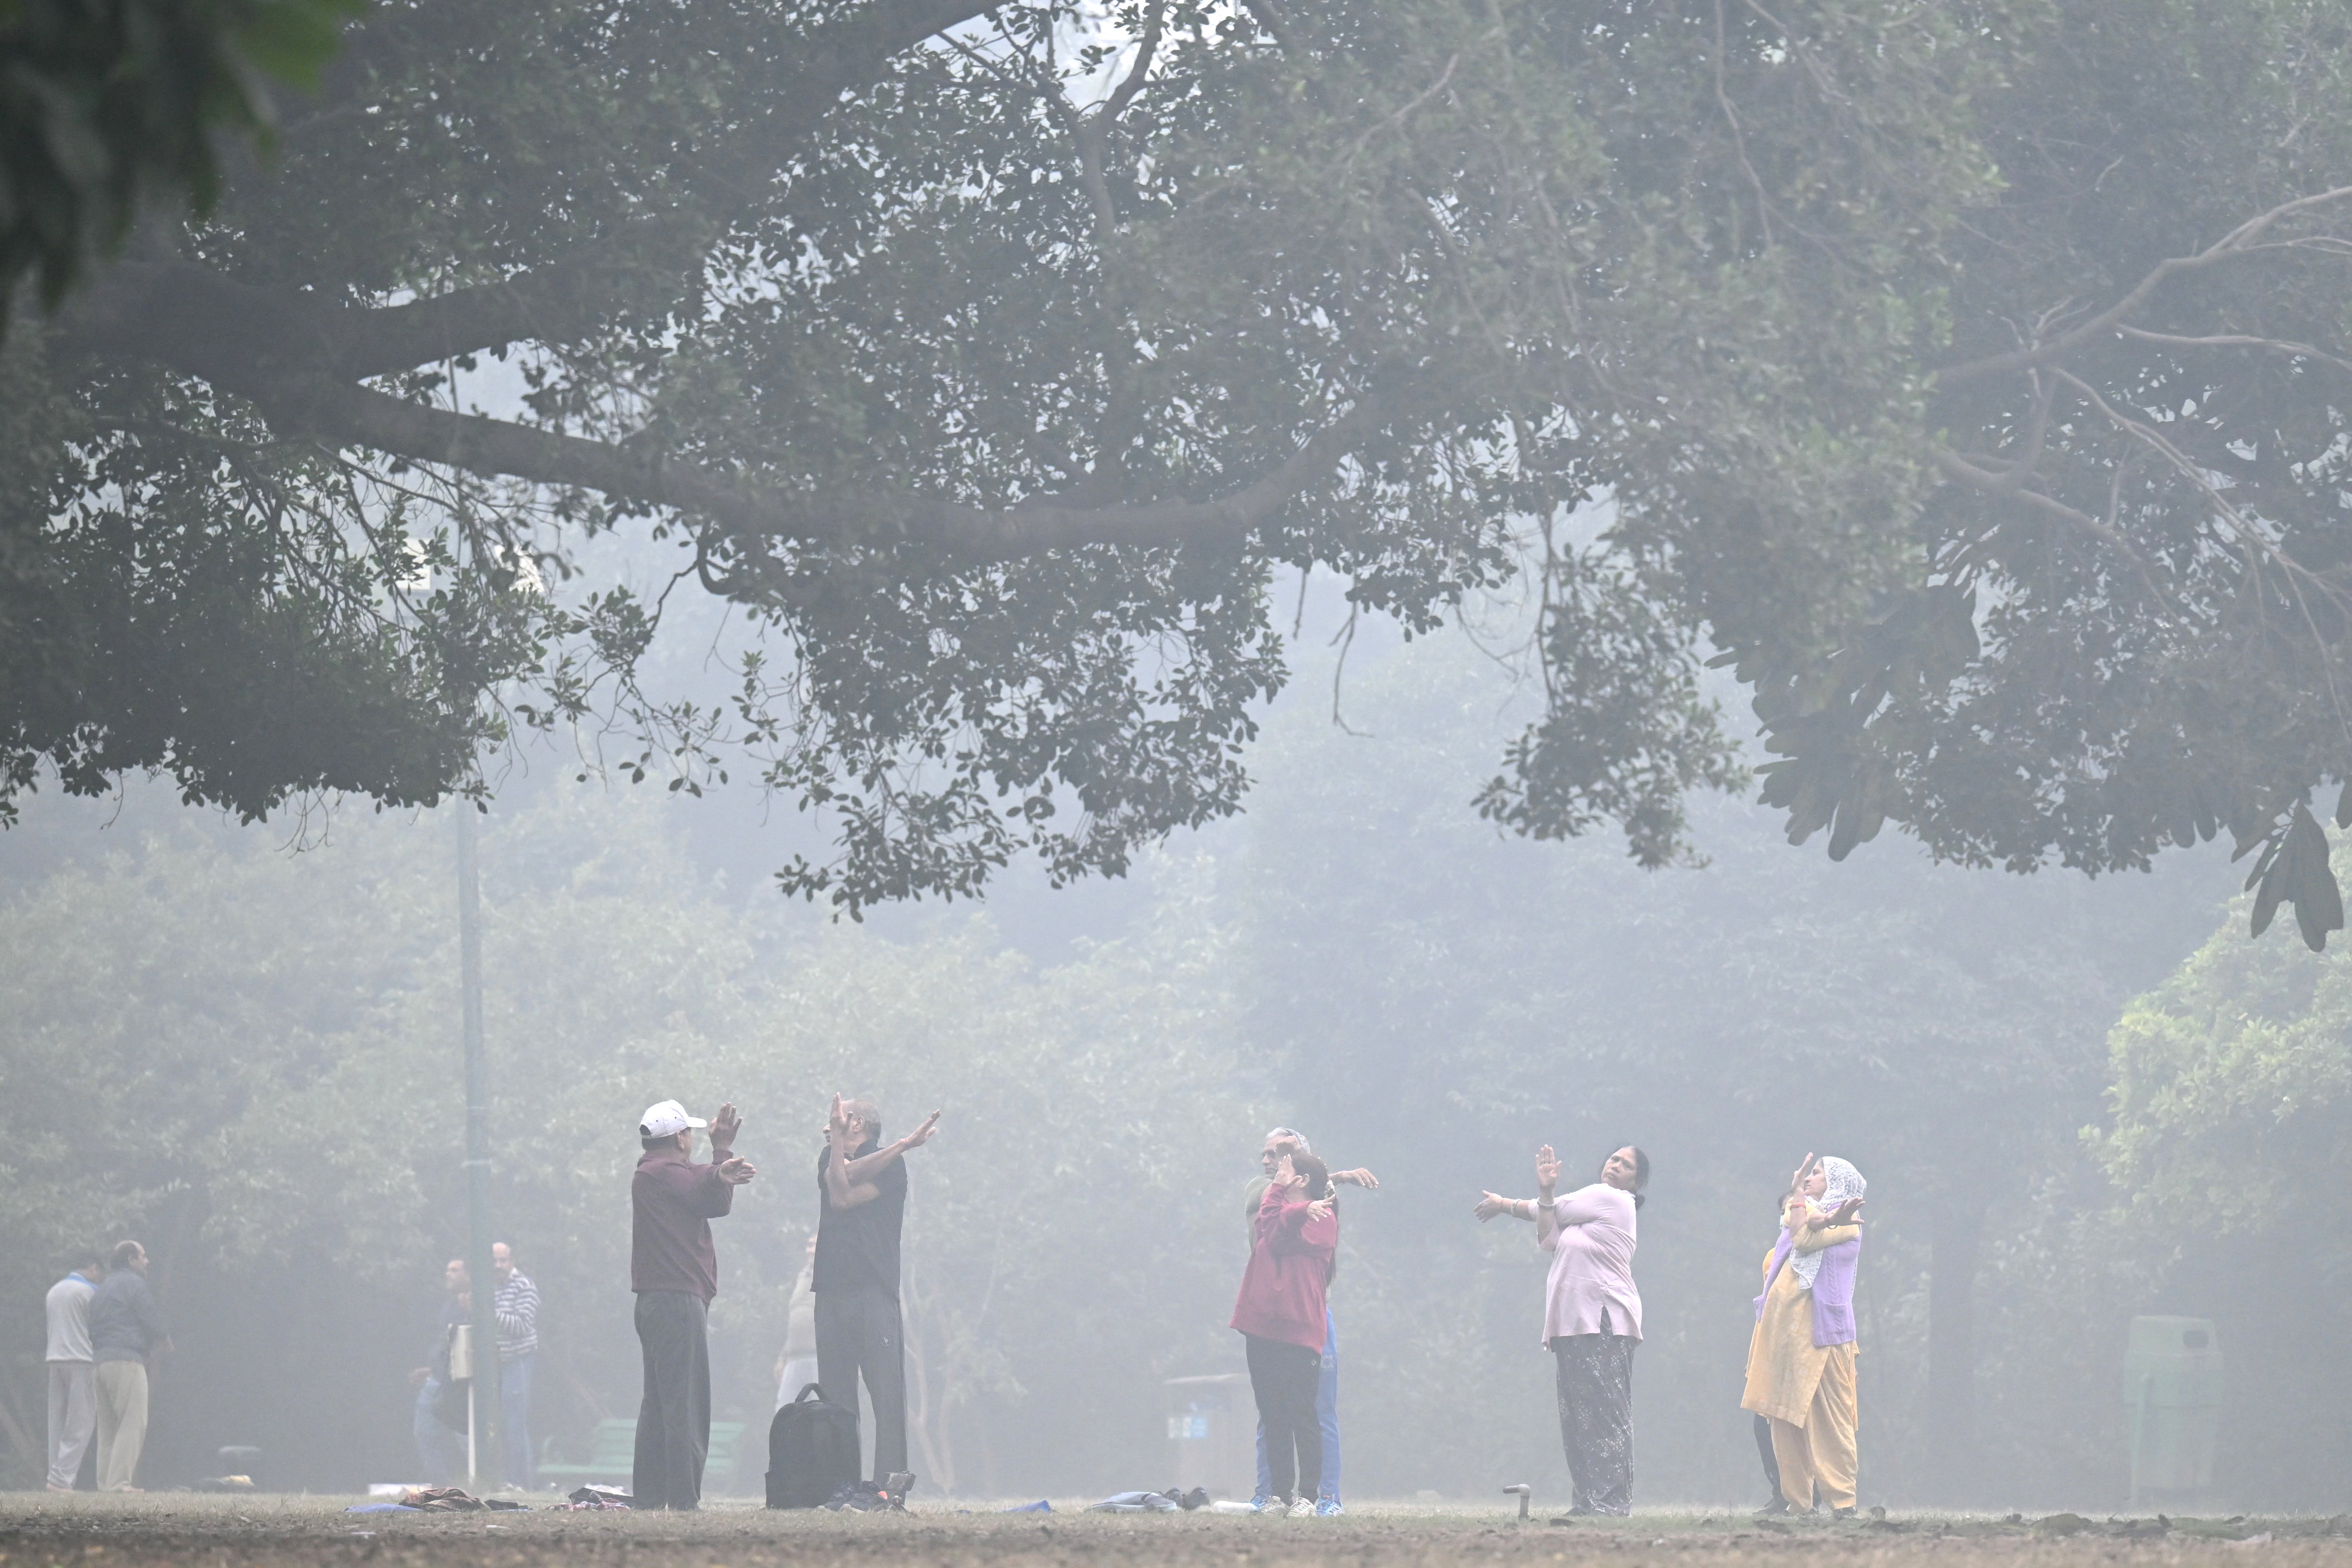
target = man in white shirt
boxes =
[44,1252,103,1492]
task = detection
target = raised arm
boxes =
[822,1097,937,1210]
[1533,1145,1562,1250]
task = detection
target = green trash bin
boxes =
[2125,1316,2222,1504]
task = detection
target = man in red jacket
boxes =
[631,1098,756,1509]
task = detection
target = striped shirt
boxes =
[493,1269,539,1361]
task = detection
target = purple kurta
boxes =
[1754,1227,1862,1348]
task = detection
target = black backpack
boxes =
[766,1384,860,1509]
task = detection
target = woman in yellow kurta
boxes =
[1741,1156,1865,1516]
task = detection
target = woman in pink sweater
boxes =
[1230,1150,1339,1516]
[1477,1142,1648,1515]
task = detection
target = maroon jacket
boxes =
[1229,1182,1337,1350]
[632,1149,736,1300]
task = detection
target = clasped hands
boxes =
[710,1101,757,1185]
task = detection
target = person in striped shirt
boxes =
[492,1243,540,1489]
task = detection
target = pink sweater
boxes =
[1538,1183,1642,1344]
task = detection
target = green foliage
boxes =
[0,0,360,308]
[17,0,2352,933]
[2096,840,2352,1233]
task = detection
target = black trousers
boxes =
[814,1283,908,1480]
[1244,1333,1322,1502]
[633,1291,710,1509]
[1754,1411,1782,1498]
[1552,1332,1636,1515]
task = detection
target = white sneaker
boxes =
[1287,1496,1316,1518]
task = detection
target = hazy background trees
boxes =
[10,609,2319,1508]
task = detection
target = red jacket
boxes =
[1229,1182,1337,1349]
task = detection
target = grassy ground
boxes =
[2,1496,2347,1568]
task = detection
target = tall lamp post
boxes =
[456,802,504,1491]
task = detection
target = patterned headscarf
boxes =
[1791,1156,1865,1289]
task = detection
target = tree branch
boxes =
[1936,185,2352,386]
[2117,324,2352,376]
[279,376,1376,560]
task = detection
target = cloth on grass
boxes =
[1085,1491,1179,1513]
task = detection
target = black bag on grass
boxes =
[766,1383,860,1509]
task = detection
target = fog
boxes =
[14,584,2321,1511]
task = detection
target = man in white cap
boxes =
[631,1098,756,1509]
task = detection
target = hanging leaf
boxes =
[2247,805,2344,952]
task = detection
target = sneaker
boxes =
[1287,1496,1316,1518]
[1316,1499,1342,1517]
[1249,1495,1275,1514]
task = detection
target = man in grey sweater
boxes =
[89,1240,170,1492]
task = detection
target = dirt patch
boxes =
[4,1499,2348,1568]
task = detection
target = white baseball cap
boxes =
[639,1100,708,1139]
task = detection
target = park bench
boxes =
[539,1418,748,1493]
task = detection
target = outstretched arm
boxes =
[1474,1192,1541,1223]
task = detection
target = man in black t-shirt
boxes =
[813,1094,940,1486]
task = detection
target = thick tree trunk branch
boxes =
[59,242,1372,564]
[287,378,1370,559]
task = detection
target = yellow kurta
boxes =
[1740,1219,1861,1510]
[1742,1248,1826,1423]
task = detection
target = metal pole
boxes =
[457,803,504,1492]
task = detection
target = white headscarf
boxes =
[1791,1156,1865,1289]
